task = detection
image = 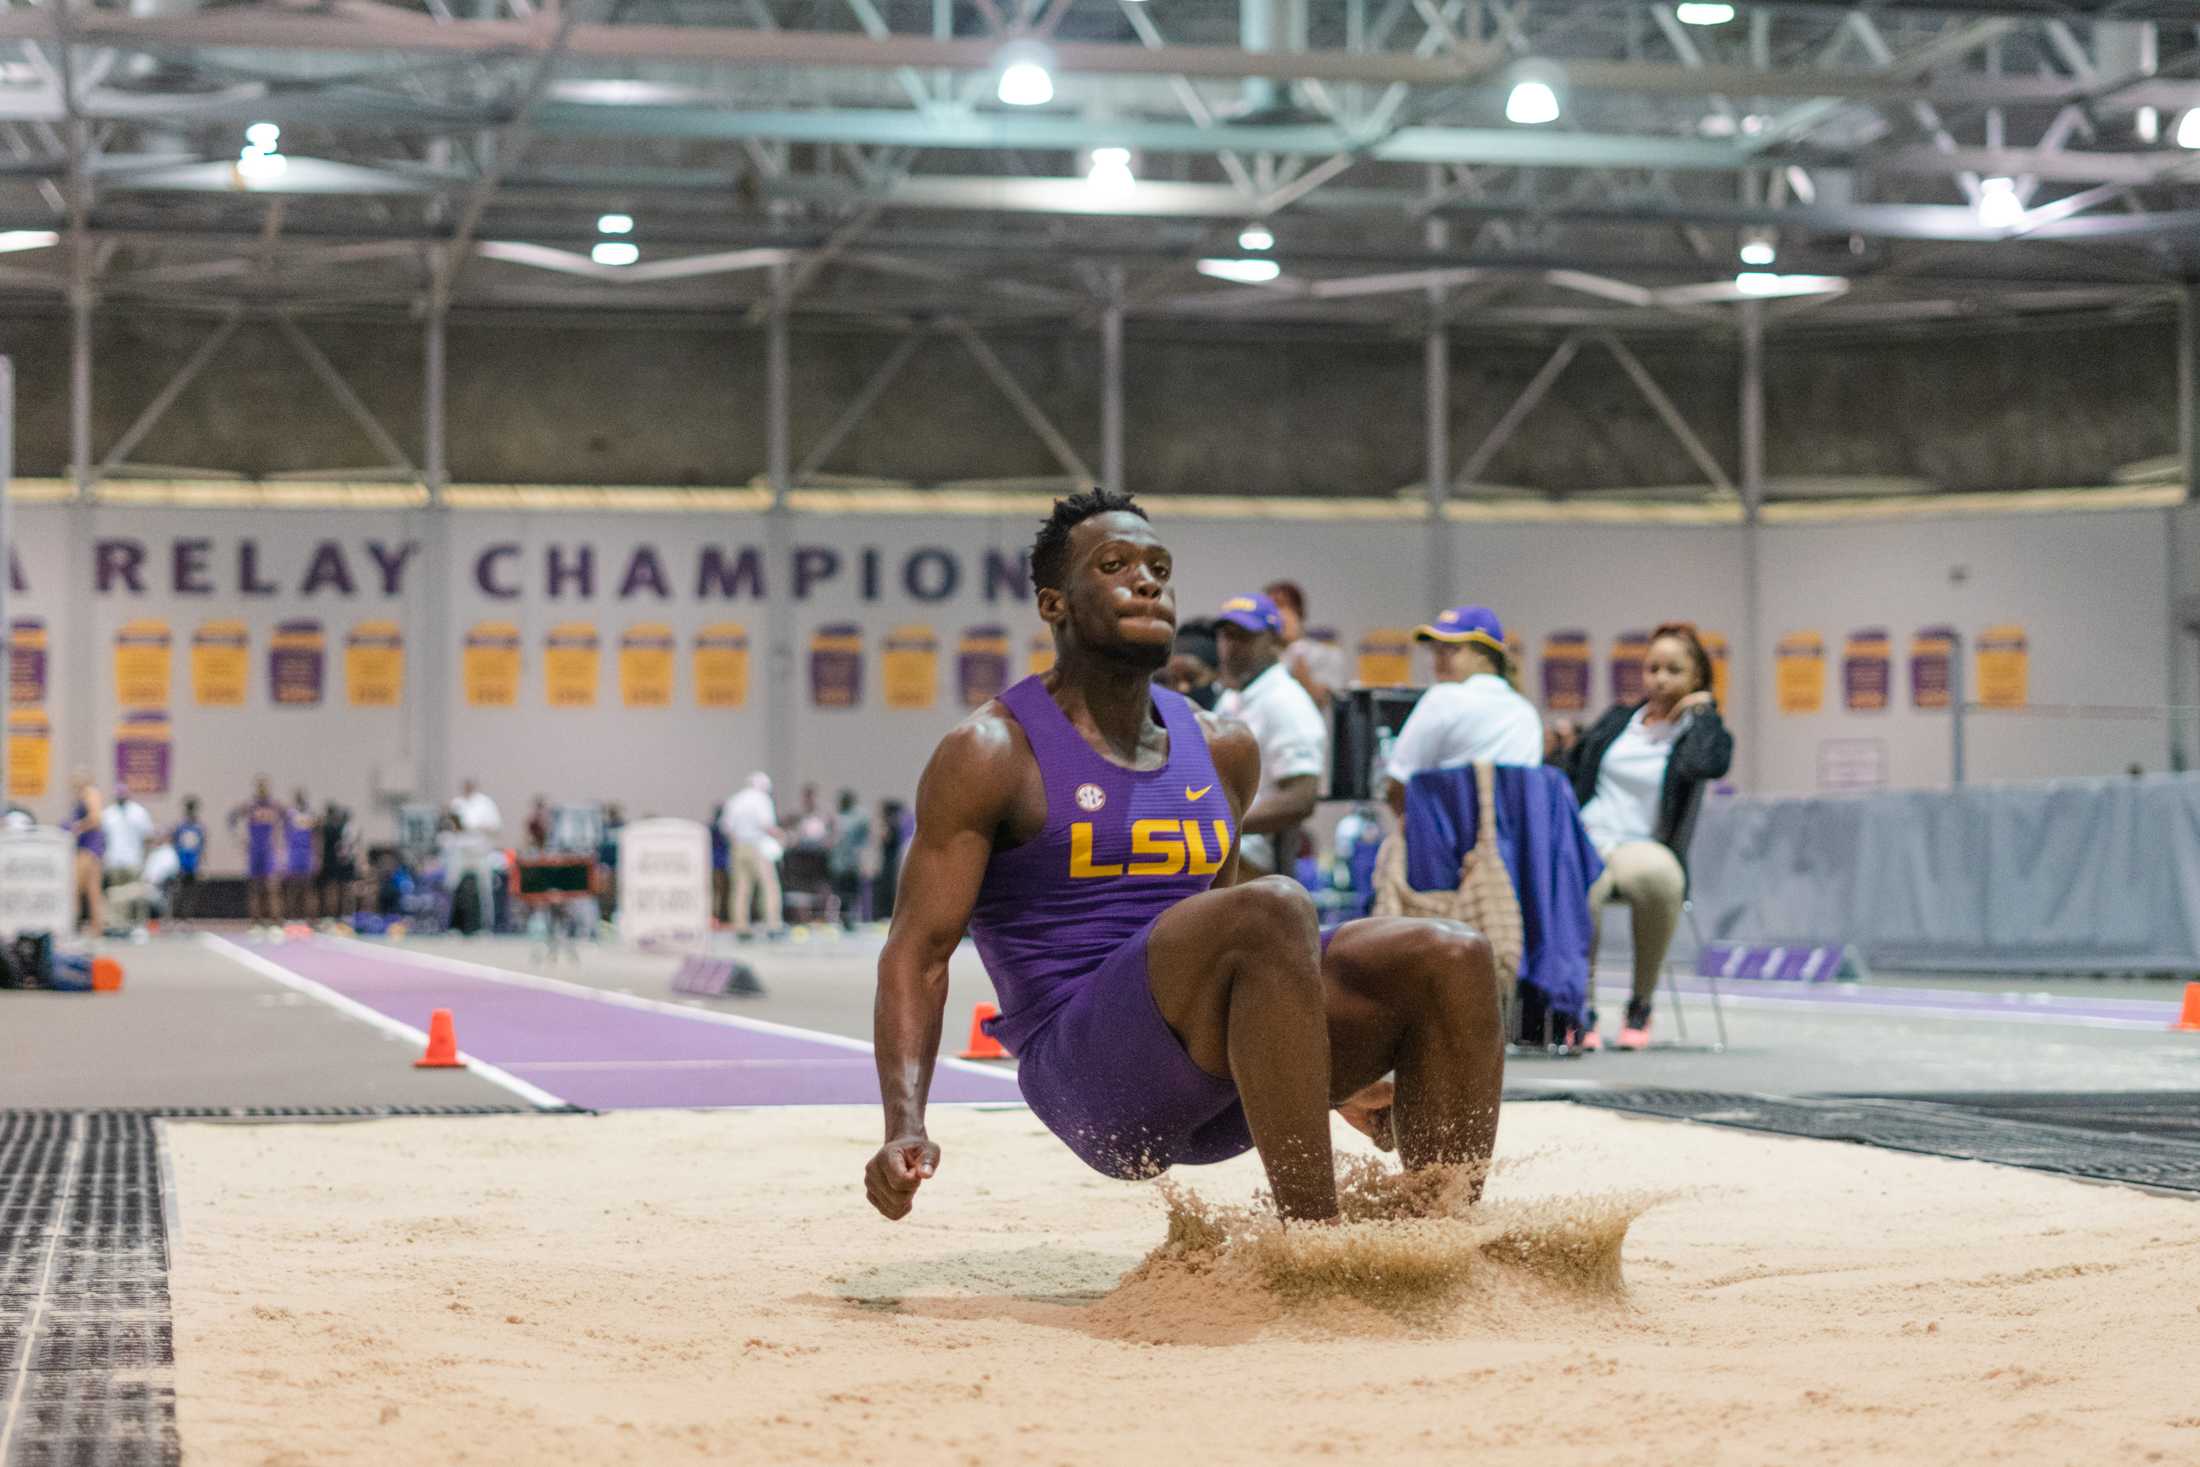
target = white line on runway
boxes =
[198,934,573,1111]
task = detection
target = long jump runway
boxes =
[204,936,1023,1112]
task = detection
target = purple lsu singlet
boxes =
[968,676,1237,1056]
[245,804,280,877]
[284,812,315,877]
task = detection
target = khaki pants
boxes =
[1588,839,1686,1009]
[731,843,782,934]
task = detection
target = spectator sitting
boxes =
[1155,618,1222,710]
[1560,621,1735,1051]
[1264,579,1348,710]
[1383,604,1544,814]
[1215,591,1328,879]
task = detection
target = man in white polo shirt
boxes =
[1214,591,1329,878]
[1383,604,1544,813]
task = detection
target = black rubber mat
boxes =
[1857,1091,2200,1144]
[0,1113,180,1467]
[1574,1089,2200,1195]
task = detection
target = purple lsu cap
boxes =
[1216,592,1284,636]
[1416,604,1506,652]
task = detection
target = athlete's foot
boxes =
[1574,1027,1603,1052]
[1335,1079,1396,1152]
[1616,1023,1651,1050]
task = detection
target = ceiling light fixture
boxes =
[2178,109,2200,149]
[244,121,280,150]
[1238,223,1274,252]
[0,230,60,253]
[1198,257,1282,285]
[1086,146,1135,200]
[1733,272,1844,298]
[597,213,634,235]
[591,240,640,266]
[1505,61,1565,126]
[996,44,1055,107]
[235,148,287,184]
[1738,232,1776,267]
[1975,176,2023,229]
[1675,2,1736,24]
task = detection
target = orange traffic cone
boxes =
[959,1003,1008,1060]
[2173,983,2200,1033]
[90,957,122,993]
[415,1008,464,1068]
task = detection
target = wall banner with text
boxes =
[1703,630,1731,709]
[1355,629,1414,686]
[618,623,676,709]
[957,626,1011,709]
[113,618,172,711]
[114,709,172,797]
[268,619,326,707]
[882,625,940,711]
[1842,627,1892,713]
[809,623,864,709]
[1775,631,1825,715]
[344,620,405,707]
[463,620,523,708]
[1610,630,1651,706]
[1976,623,2029,708]
[1027,631,1056,678]
[1910,626,1956,710]
[191,620,251,707]
[6,708,50,800]
[9,617,46,707]
[544,622,602,709]
[693,622,749,710]
[1540,630,1591,712]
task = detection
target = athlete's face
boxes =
[1045,512,1175,672]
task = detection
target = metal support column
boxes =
[1424,205,1452,616]
[1101,267,1125,491]
[61,219,94,783]
[764,263,795,793]
[0,357,11,806]
[1738,300,1766,792]
[414,300,451,810]
[2174,287,2198,770]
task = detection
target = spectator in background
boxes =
[450,778,502,837]
[101,787,155,889]
[596,802,626,919]
[709,806,732,924]
[168,796,206,926]
[1215,591,1328,878]
[829,789,872,930]
[67,774,105,933]
[229,776,284,928]
[790,783,832,853]
[1561,621,1735,1051]
[875,798,909,921]
[721,773,785,938]
[525,795,553,852]
[283,791,318,922]
[1382,604,1544,813]
[318,800,360,920]
[1265,579,1349,710]
[1156,618,1222,710]
[1544,716,1581,764]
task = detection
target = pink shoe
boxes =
[1616,1024,1651,1051]
[1576,1029,1603,1052]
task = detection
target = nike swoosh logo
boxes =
[1185,785,1213,801]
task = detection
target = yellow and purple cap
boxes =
[1415,604,1506,654]
[1216,592,1285,636]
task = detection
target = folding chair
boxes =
[1658,898,1727,1051]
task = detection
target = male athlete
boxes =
[866,490,1504,1224]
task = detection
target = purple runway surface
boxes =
[1595,974,2183,1029]
[257,939,1025,1110]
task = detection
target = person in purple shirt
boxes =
[282,791,318,922]
[228,776,285,926]
[68,770,106,934]
[865,489,1504,1225]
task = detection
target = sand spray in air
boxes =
[1089,1152,1670,1337]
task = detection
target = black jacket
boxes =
[1560,700,1734,877]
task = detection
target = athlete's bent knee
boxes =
[1223,875,1320,946]
[1412,920,1501,1024]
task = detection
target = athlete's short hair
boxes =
[1030,487,1148,592]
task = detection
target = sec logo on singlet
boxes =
[1074,783,1106,812]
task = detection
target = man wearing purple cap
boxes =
[1214,591,1328,878]
[1382,604,1544,813]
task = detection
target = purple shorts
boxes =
[1010,916,1254,1180]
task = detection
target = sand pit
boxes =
[167,1103,2200,1465]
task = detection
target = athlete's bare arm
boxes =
[1197,711,1261,889]
[866,709,1035,1221]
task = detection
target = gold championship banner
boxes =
[113,618,173,711]
[1975,623,2029,708]
[462,621,522,708]
[268,619,327,706]
[191,620,251,707]
[957,626,1012,709]
[345,620,405,707]
[882,625,940,711]
[1027,631,1056,678]
[1910,626,1956,710]
[113,708,171,797]
[693,622,749,709]
[544,622,602,709]
[809,624,864,709]
[1703,630,1731,709]
[1610,629,1651,706]
[1775,630,1825,715]
[1355,629,1414,686]
[1842,627,1893,712]
[619,623,676,708]
[9,617,47,707]
[1540,630,1591,712]
[6,708,50,799]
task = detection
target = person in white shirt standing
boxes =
[449,778,502,837]
[1214,592,1329,878]
[1382,604,1544,814]
[720,772,787,937]
[100,789,157,885]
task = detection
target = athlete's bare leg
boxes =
[1149,895,1505,1222]
[1146,876,1338,1221]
